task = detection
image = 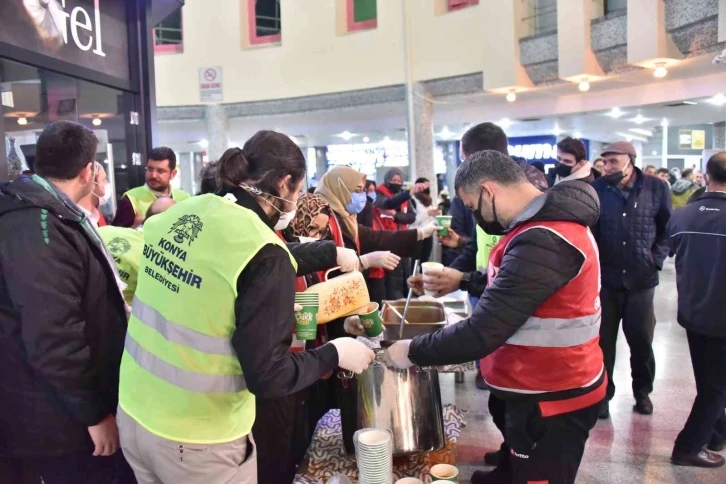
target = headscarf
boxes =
[315,166,366,242]
[291,194,330,238]
[384,168,404,184]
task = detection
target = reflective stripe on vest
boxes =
[131,296,237,357]
[505,312,601,347]
[124,332,246,393]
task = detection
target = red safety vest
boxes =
[375,184,408,231]
[480,220,604,394]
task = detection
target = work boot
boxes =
[634,396,654,415]
[471,466,511,484]
[671,449,725,468]
[598,400,610,419]
[475,372,489,390]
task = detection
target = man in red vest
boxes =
[385,150,605,484]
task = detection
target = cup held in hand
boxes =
[421,262,444,297]
[358,302,383,337]
[436,215,453,236]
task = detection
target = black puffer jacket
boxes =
[409,181,600,399]
[591,168,672,291]
[0,176,128,456]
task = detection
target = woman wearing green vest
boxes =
[117,131,375,484]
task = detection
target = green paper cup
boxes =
[430,464,459,482]
[358,302,383,337]
[295,305,318,340]
[436,215,453,236]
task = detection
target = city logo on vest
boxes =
[107,237,131,256]
[22,0,106,57]
[168,215,204,246]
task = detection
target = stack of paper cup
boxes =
[294,292,319,340]
[354,428,393,484]
[421,262,444,297]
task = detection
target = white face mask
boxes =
[297,235,319,243]
[94,182,112,205]
[274,209,296,231]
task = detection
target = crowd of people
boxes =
[0,119,724,484]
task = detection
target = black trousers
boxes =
[673,331,726,455]
[599,286,656,401]
[488,394,511,470]
[0,451,135,484]
[504,399,600,484]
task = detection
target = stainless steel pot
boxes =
[339,352,446,456]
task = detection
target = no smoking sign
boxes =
[199,66,223,102]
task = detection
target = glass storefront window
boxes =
[1,58,138,218]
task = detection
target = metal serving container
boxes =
[380,300,447,340]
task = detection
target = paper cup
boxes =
[421,262,444,297]
[430,463,459,482]
[436,215,453,236]
[359,302,383,337]
[295,298,318,341]
[396,478,424,484]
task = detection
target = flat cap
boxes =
[601,141,636,157]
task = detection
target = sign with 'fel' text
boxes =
[199,67,223,102]
[0,0,130,81]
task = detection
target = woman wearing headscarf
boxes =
[409,177,439,263]
[374,168,429,299]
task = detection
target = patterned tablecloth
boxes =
[293,405,466,484]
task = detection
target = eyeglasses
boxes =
[145,166,170,175]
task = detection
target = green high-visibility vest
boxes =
[98,226,144,305]
[475,226,502,273]
[123,185,190,221]
[119,194,297,444]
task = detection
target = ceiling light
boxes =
[439,126,452,139]
[661,118,669,127]
[707,94,726,106]
[652,150,658,156]
[198,138,209,149]
[498,118,512,129]
[682,101,698,105]
[382,136,392,143]
[92,118,102,126]
[578,78,590,92]
[339,131,355,141]
[574,131,582,139]
[363,136,370,143]
[615,131,647,142]
[653,63,668,78]
[506,90,517,102]
[607,107,624,118]
[632,114,647,124]
[552,124,564,136]
[17,116,28,126]
[629,128,653,136]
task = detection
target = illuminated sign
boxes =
[326,142,409,176]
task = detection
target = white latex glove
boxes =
[383,340,414,370]
[330,338,376,374]
[360,251,401,271]
[343,315,366,336]
[294,303,303,312]
[336,247,360,273]
[417,221,441,240]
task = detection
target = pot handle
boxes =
[337,370,355,380]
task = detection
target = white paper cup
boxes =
[396,478,424,484]
[421,262,444,297]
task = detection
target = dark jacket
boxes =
[443,196,475,267]
[547,166,600,187]
[667,192,726,338]
[591,168,672,291]
[374,187,416,226]
[0,176,128,456]
[409,181,600,399]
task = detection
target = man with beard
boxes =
[112,147,190,228]
[549,137,600,186]
[0,121,133,483]
[388,150,605,484]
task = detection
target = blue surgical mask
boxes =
[367,191,377,202]
[345,192,368,215]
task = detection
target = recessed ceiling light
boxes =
[363,136,370,143]
[578,78,590,92]
[339,131,355,141]
[506,90,517,102]
[661,118,669,127]
[92,118,102,126]
[652,150,658,156]
[574,131,582,139]
[632,114,647,124]
[198,138,209,148]
[682,101,698,105]
[17,116,28,126]
[439,126,452,138]
[552,124,564,136]
[707,93,726,106]
[653,63,668,78]
[383,136,392,143]
[498,118,512,129]
[607,107,624,118]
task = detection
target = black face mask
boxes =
[387,183,402,194]
[554,162,573,178]
[473,189,506,236]
[602,161,631,185]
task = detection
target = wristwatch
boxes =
[459,271,472,291]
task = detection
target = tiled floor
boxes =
[440,260,726,483]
